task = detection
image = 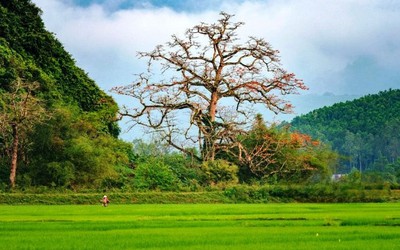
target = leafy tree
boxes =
[113,12,307,162]
[0,78,47,188]
[226,114,337,183]
[346,168,362,186]
[130,138,171,164]
[26,106,132,189]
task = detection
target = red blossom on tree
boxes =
[112,12,307,161]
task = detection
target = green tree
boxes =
[26,106,132,189]
[0,1,127,189]
[130,139,205,189]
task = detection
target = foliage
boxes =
[3,0,394,191]
[0,0,125,189]
[0,0,118,114]
[22,106,133,189]
[130,139,205,190]
[0,192,230,204]
[201,160,239,186]
[290,89,400,177]
[1,183,399,204]
[224,183,399,203]
[133,158,180,191]
[222,114,338,183]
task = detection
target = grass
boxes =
[0,203,399,249]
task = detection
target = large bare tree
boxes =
[112,12,307,161]
[0,78,47,188]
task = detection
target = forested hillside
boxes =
[0,0,132,189]
[290,89,400,181]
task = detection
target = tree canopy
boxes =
[113,12,307,161]
[290,89,400,177]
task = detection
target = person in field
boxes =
[101,195,110,207]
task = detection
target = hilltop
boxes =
[290,89,400,178]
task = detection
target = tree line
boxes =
[289,89,400,184]
[1,0,397,192]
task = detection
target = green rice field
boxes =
[1,203,399,249]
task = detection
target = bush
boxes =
[133,159,180,191]
[45,162,74,187]
[201,160,238,186]
[163,153,206,188]
[224,185,270,203]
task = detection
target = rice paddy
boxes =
[0,203,399,249]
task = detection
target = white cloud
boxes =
[34,0,222,89]
[230,0,400,91]
[31,0,400,133]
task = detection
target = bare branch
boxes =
[111,12,307,161]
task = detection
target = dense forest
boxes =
[0,0,398,193]
[290,89,400,183]
[0,0,131,190]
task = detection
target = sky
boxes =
[30,0,400,139]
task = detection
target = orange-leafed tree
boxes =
[112,12,307,161]
[228,114,337,182]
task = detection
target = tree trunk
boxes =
[203,92,219,161]
[209,92,218,122]
[9,123,18,189]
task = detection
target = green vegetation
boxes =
[228,114,338,184]
[0,0,131,190]
[290,89,400,184]
[1,0,399,197]
[0,203,399,249]
[1,185,398,205]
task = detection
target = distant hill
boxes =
[272,93,361,122]
[289,89,400,174]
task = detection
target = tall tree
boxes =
[113,12,307,161]
[0,78,46,188]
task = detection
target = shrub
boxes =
[133,159,180,191]
[201,160,238,186]
[163,153,205,188]
[45,162,74,187]
[224,185,270,203]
